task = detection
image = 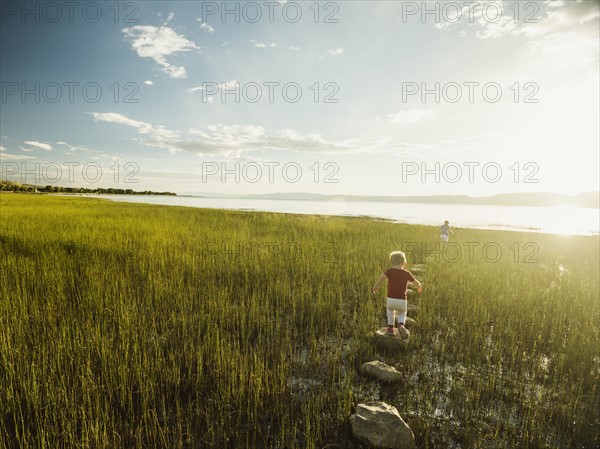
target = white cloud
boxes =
[252,40,276,48]
[289,46,300,51]
[179,125,415,156]
[18,147,34,152]
[89,112,424,158]
[23,141,52,151]
[122,25,199,79]
[90,112,152,130]
[216,80,238,90]
[431,0,600,78]
[328,48,344,56]
[144,80,154,86]
[516,3,600,39]
[513,3,599,67]
[165,12,175,24]
[55,141,91,152]
[90,112,179,153]
[0,145,5,151]
[1,152,35,160]
[198,20,215,33]
[439,0,600,45]
[378,109,435,124]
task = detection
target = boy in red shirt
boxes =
[372,251,422,337]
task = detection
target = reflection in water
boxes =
[96,195,599,236]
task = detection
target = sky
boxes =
[1,0,599,197]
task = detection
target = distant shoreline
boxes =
[37,192,599,237]
[0,181,176,196]
[2,180,597,208]
[2,191,599,237]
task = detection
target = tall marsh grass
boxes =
[0,193,598,448]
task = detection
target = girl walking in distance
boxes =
[372,251,422,337]
[439,220,454,244]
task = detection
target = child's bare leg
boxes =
[395,299,407,326]
[386,299,396,326]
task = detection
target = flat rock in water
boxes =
[351,401,415,449]
[375,327,409,350]
[361,360,403,383]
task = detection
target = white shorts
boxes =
[440,234,449,242]
[386,297,407,326]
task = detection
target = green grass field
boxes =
[1,193,598,449]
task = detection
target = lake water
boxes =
[97,195,599,236]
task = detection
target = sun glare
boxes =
[548,205,591,236]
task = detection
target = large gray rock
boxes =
[374,327,409,350]
[351,402,415,449]
[361,361,402,383]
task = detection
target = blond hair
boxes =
[390,251,406,266]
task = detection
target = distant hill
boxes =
[243,191,600,208]
[479,192,599,208]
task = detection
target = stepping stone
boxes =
[375,327,409,350]
[361,360,403,383]
[351,402,416,449]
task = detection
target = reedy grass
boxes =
[0,193,598,448]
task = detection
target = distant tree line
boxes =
[0,182,176,196]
